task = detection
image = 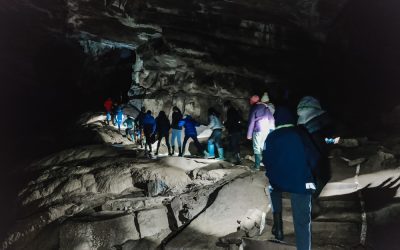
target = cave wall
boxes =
[2,0,400,164]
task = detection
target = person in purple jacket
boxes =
[247,94,275,170]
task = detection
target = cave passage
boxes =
[1,0,400,249]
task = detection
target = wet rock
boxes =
[218,230,246,245]
[364,150,397,171]
[101,196,171,212]
[338,138,359,148]
[147,179,169,196]
[165,172,268,249]
[169,169,249,227]
[137,207,171,238]
[59,214,139,250]
[348,157,367,167]
[238,209,266,237]
[120,237,163,250]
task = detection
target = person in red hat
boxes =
[104,98,113,125]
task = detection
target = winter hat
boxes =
[297,96,322,111]
[274,106,296,127]
[297,96,326,125]
[261,92,270,103]
[249,95,260,105]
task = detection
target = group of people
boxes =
[104,98,244,162]
[250,94,337,250]
[103,97,126,132]
[135,106,233,160]
[104,93,337,250]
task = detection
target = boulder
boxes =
[59,214,139,250]
[137,207,171,238]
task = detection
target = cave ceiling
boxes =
[4,0,349,57]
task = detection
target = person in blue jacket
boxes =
[297,96,339,216]
[263,106,320,250]
[178,115,208,157]
[123,115,135,141]
[142,110,157,157]
[114,105,124,132]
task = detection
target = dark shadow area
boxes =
[361,177,400,212]
[319,0,400,134]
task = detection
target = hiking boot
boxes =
[234,153,242,165]
[217,148,225,160]
[272,212,284,241]
[207,141,215,158]
[178,147,183,157]
[254,154,261,170]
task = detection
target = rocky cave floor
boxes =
[2,114,400,250]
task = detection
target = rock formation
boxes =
[2,116,400,249]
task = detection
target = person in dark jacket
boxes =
[223,101,243,164]
[135,107,146,148]
[104,98,113,125]
[297,96,339,215]
[123,115,135,141]
[142,110,156,157]
[247,95,275,170]
[263,106,320,250]
[178,115,208,157]
[170,106,183,156]
[155,111,171,156]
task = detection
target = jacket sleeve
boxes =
[267,110,275,132]
[152,119,157,134]
[208,116,215,129]
[178,119,185,127]
[262,136,273,175]
[247,110,256,138]
[299,129,321,171]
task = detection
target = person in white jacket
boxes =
[207,107,224,160]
